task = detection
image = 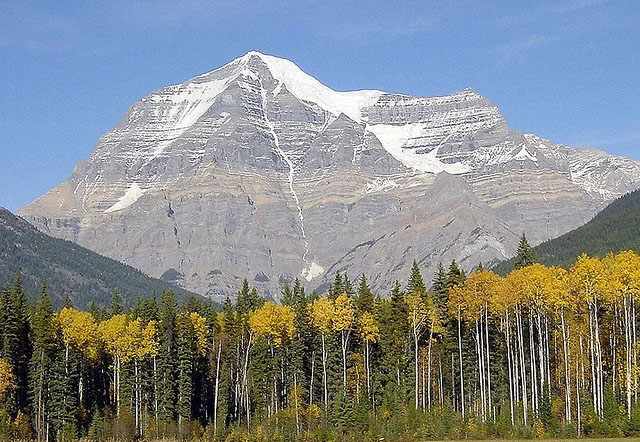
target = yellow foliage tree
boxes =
[0,358,16,404]
[333,293,355,388]
[359,311,379,395]
[186,312,209,356]
[312,296,335,405]
[98,315,157,416]
[248,302,295,347]
[58,307,101,361]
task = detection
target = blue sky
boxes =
[1,0,639,211]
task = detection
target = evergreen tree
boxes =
[281,282,294,306]
[62,295,73,309]
[445,260,465,289]
[329,272,345,299]
[29,284,58,439]
[176,314,194,428]
[514,233,536,269]
[356,275,374,313]
[292,278,305,304]
[3,276,30,417]
[236,279,261,314]
[343,274,354,296]
[110,289,123,317]
[157,290,178,425]
[406,260,426,296]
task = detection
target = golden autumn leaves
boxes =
[51,308,211,366]
[0,358,15,403]
[248,302,295,347]
[246,294,380,349]
[448,251,640,322]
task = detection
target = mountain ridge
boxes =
[0,206,201,308]
[495,188,640,273]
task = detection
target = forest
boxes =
[4,239,640,440]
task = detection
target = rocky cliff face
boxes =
[19,51,640,300]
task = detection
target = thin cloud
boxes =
[499,0,611,26]
[492,34,559,66]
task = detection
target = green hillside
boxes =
[495,188,640,272]
[0,207,202,308]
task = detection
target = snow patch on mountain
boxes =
[248,51,383,123]
[513,145,538,162]
[301,262,324,282]
[105,183,145,213]
[366,178,400,193]
[367,123,471,174]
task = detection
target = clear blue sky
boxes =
[2,1,639,211]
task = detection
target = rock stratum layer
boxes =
[19,51,640,300]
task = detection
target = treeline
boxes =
[5,244,640,440]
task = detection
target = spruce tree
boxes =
[157,290,178,424]
[406,260,426,296]
[431,263,447,310]
[281,283,294,306]
[292,278,305,304]
[514,233,536,269]
[3,276,30,417]
[356,275,374,313]
[329,272,345,299]
[236,279,261,314]
[343,274,354,296]
[445,261,465,289]
[0,284,9,357]
[110,289,123,317]
[29,284,57,439]
[176,314,194,428]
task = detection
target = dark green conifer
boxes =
[3,276,30,417]
[281,282,294,306]
[406,260,426,296]
[110,289,123,317]
[157,290,178,424]
[356,275,374,313]
[445,260,465,289]
[514,233,536,269]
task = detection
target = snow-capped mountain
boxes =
[19,51,640,300]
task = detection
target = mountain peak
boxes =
[232,51,384,123]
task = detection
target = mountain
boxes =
[19,51,640,300]
[495,189,640,272]
[0,207,199,308]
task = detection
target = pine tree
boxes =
[329,272,345,299]
[407,260,426,297]
[292,278,305,304]
[157,290,178,425]
[176,313,194,429]
[356,275,374,313]
[445,261,465,289]
[344,274,354,296]
[29,284,57,440]
[514,233,536,269]
[110,289,123,317]
[3,276,30,417]
[282,283,294,306]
